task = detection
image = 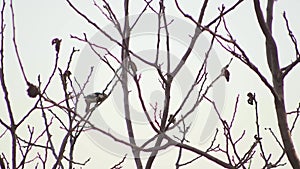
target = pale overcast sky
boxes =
[1,0,300,168]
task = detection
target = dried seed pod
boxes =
[129,60,137,76]
[27,83,39,98]
[168,114,176,124]
[224,69,230,82]
[247,92,255,105]
[247,98,253,105]
[51,38,62,53]
[254,134,262,141]
[64,70,71,77]
[221,67,230,82]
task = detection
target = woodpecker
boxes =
[84,92,108,111]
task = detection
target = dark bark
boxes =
[253,0,300,168]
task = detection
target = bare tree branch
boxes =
[110,154,127,169]
[253,0,300,168]
[281,11,300,78]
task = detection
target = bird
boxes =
[84,92,108,112]
[85,92,108,104]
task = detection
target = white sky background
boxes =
[1,0,300,168]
